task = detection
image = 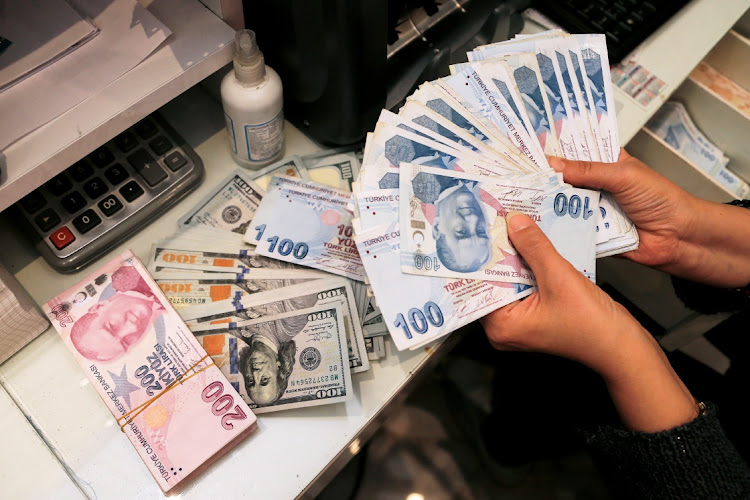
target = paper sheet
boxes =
[0,0,172,150]
[0,0,99,91]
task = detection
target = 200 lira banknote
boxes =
[43,251,257,493]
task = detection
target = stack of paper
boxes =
[0,0,99,92]
[0,262,49,364]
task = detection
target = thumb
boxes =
[506,211,572,288]
[547,149,631,192]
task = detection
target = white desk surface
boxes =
[1,1,748,497]
[0,84,455,499]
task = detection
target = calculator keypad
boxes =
[16,113,203,267]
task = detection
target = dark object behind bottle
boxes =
[242,0,528,147]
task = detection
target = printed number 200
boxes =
[394,302,444,339]
[254,224,309,259]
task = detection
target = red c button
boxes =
[50,226,75,250]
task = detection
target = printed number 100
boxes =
[394,301,444,339]
[254,224,309,259]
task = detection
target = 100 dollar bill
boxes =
[179,277,369,373]
[191,304,353,413]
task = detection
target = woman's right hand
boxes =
[549,149,698,270]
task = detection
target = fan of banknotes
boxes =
[149,29,639,414]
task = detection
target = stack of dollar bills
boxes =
[646,100,750,198]
[149,150,384,415]
[150,30,639,413]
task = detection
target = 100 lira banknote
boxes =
[355,220,533,351]
[244,176,366,281]
[399,163,598,282]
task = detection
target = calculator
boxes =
[15,113,204,274]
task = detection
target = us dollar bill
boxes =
[180,277,369,373]
[302,150,361,191]
[179,169,264,235]
[191,304,353,413]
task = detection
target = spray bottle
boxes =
[221,29,284,169]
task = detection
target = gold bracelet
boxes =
[696,400,707,418]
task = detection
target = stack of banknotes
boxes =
[646,100,750,198]
[149,30,639,413]
[350,30,638,349]
[44,251,258,493]
[149,149,385,417]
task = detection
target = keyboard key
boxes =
[97,194,123,217]
[34,208,60,232]
[104,163,129,185]
[149,135,173,155]
[120,181,144,202]
[72,209,102,234]
[164,151,187,171]
[46,173,72,196]
[67,160,94,182]
[114,131,138,153]
[83,177,109,199]
[135,118,158,139]
[20,191,46,214]
[61,191,87,214]
[49,226,75,250]
[127,148,167,186]
[90,146,115,168]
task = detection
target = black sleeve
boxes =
[583,403,750,499]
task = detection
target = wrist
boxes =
[663,198,750,287]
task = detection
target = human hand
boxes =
[479,211,649,377]
[480,212,698,431]
[547,149,701,271]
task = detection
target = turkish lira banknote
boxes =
[43,251,257,493]
[243,175,366,281]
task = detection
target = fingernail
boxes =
[506,211,530,231]
[548,157,565,172]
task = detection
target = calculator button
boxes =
[67,160,94,182]
[104,163,129,185]
[83,177,108,199]
[120,181,144,202]
[72,209,102,234]
[135,119,158,139]
[61,191,87,214]
[97,194,123,217]
[127,148,167,187]
[90,146,115,168]
[114,131,138,153]
[49,226,75,250]
[164,151,187,171]
[46,173,72,196]
[149,135,173,155]
[20,191,46,214]
[34,208,60,232]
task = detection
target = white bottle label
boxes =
[243,109,284,162]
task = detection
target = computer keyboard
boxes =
[532,0,692,64]
[15,112,204,274]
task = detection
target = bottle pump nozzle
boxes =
[233,29,266,85]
